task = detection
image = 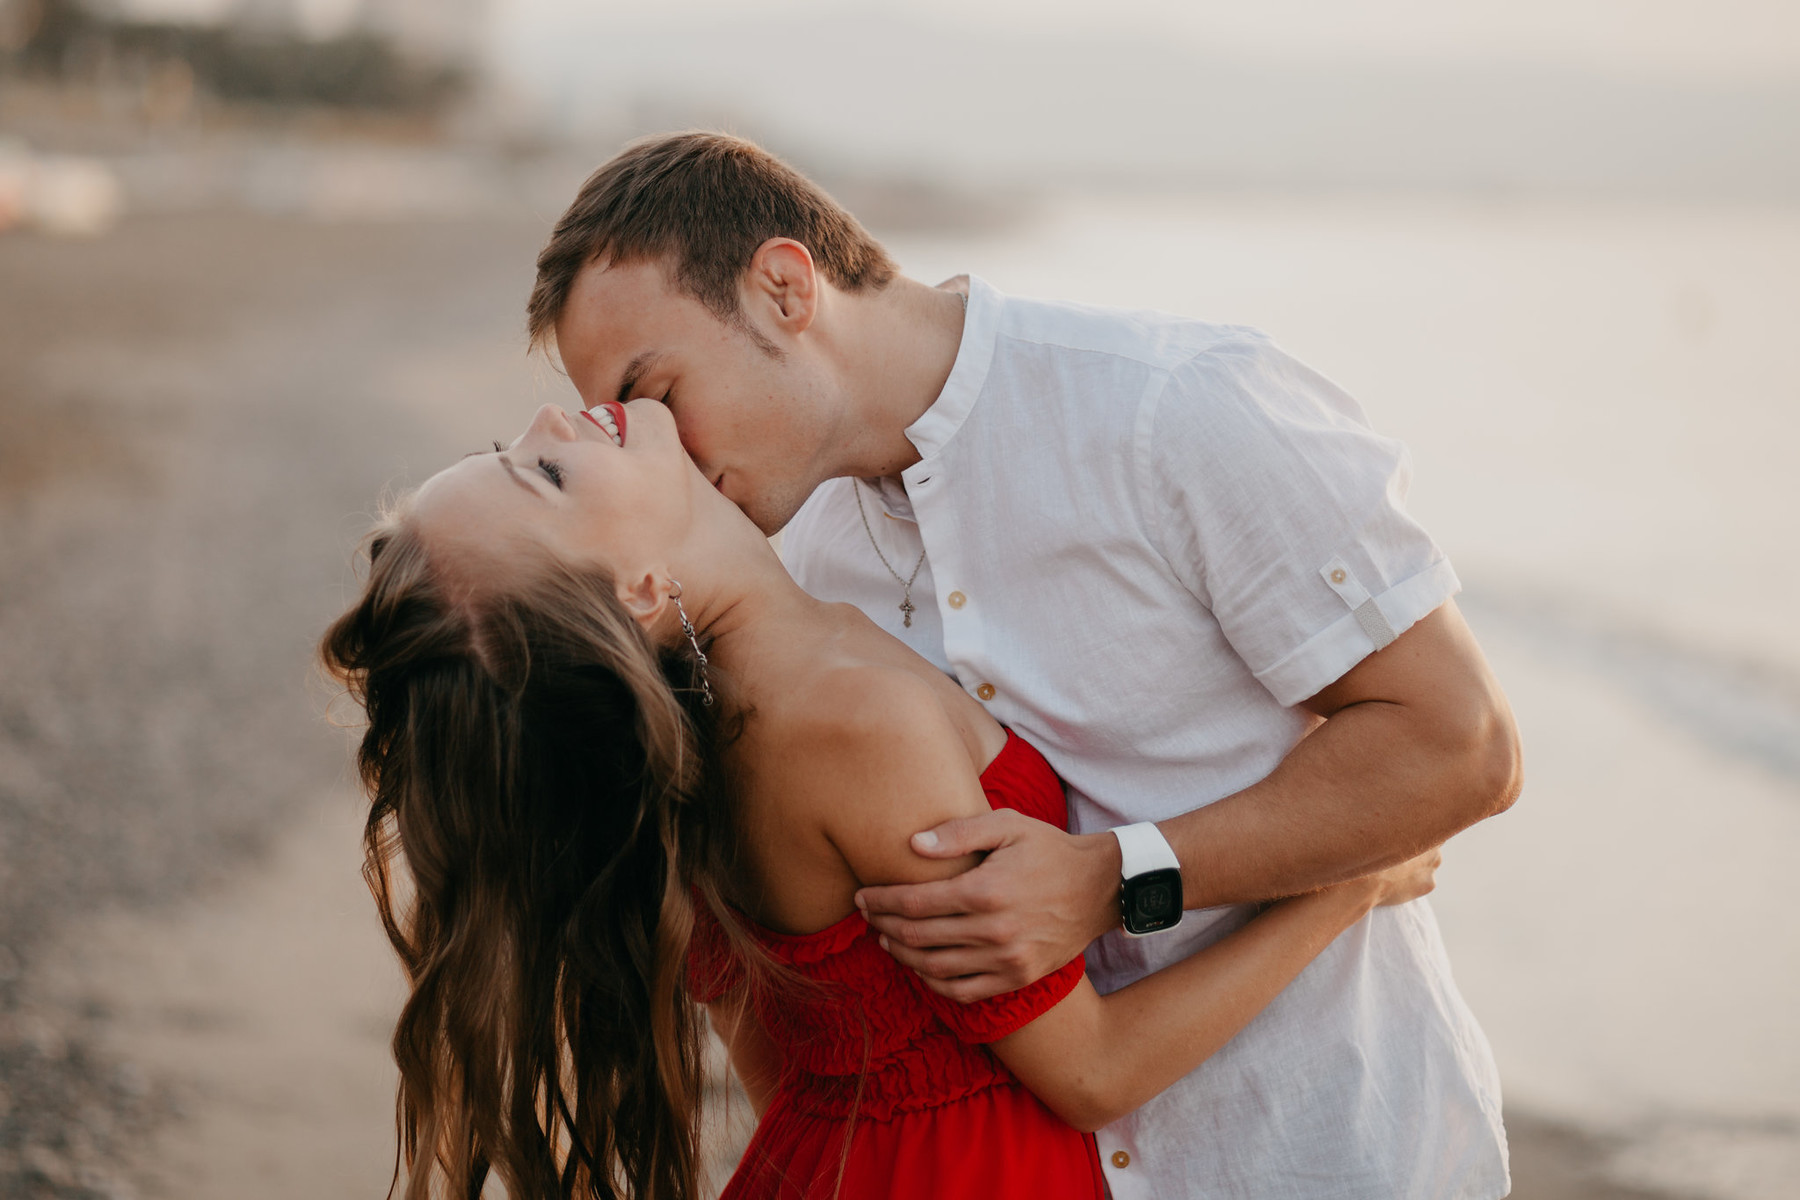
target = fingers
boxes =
[1377,846,1443,905]
[857,866,1004,920]
[862,912,992,950]
[1413,846,1443,890]
[915,971,1015,1004]
[878,936,1030,1000]
[855,876,969,921]
[876,937,997,980]
[856,813,1099,1003]
[908,808,1023,858]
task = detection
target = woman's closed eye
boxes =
[537,457,565,490]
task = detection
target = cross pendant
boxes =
[899,597,916,628]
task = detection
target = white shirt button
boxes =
[947,590,968,609]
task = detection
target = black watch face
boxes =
[1122,867,1183,934]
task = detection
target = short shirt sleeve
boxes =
[916,954,1086,1045]
[1144,334,1460,706]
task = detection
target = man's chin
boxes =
[741,490,805,539]
[751,509,790,539]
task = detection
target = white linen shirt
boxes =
[780,276,1508,1200]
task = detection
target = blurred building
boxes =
[358,0,486,68]
[4,0,489,110]
[227,0,487,66]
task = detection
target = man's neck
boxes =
[822,275,967,481]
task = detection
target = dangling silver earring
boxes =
[668,580,714,707]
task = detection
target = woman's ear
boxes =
[616,570,672,630]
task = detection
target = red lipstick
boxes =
[602,401,627,444]
[580,402,628,445]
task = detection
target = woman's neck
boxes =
[667,526,840,689]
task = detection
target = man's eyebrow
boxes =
[615,351,664,407]
[496,455,541,497]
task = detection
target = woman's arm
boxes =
[988,861,1433,1131]
[787,671,1439,1132]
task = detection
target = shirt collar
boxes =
[904,274,1000,468]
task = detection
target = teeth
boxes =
[592,409,622,447]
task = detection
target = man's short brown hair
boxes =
[527,132,898,354]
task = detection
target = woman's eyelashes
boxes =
[537,458,565,490]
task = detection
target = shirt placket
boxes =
[1098,1126,1151,1200]
[902,460,1001,714]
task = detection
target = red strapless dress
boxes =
[690,731,1105,1200]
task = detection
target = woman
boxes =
[320,398,1439,1200]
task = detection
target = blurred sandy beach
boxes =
[4,3,1799,1198]
[6,189,1796,1200]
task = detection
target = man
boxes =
[529,132,1522,1199]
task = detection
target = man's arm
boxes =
[856,600,1522,1002]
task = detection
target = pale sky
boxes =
[114,0,1800,84]
[102,0,1799,198]
[495,0,1800,84]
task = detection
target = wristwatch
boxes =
[1111,822,1183,937]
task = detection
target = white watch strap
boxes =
[1111,822,1180,878]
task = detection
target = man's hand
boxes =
[855,810,1122,1002]
[1369,846,1442,907]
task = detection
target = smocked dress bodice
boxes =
[690,731,1104,1199]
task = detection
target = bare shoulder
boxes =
[754,664,967,802]
[751,664,989,887]
[777,661,946,745]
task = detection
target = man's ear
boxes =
[745,238,819,334]
[616,570,672,631]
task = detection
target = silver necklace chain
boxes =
[853,483,928,628]
[848,284,960,630]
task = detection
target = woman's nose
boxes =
[527,403,576,441]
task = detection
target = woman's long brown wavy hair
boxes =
[320,505,756,1200]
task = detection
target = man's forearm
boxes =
[859,604,1521,999]
[1166,680,1521,908]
